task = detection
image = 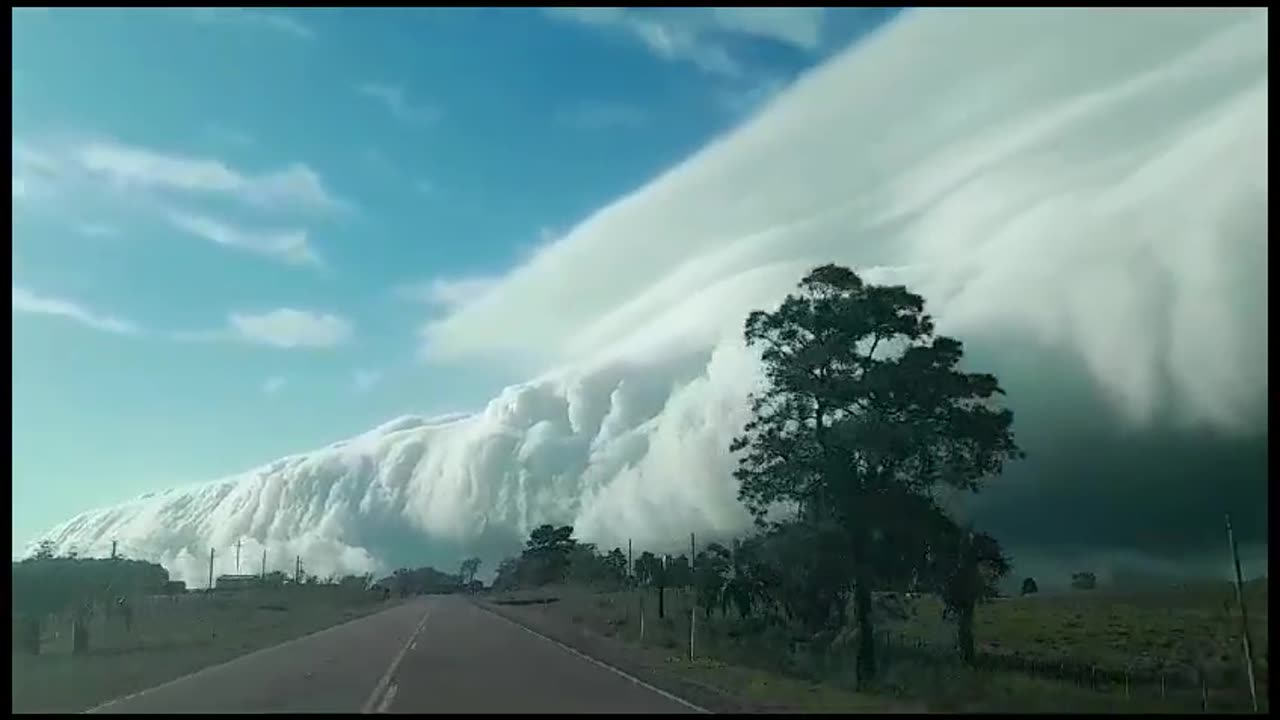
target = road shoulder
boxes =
[472,596,763,714]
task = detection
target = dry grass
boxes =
[11,586,389,714]
[491,579,1269,713]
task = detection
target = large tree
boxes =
[730,264,1022,688]
[521,524,577,586]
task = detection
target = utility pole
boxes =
[296,555,302,584]
[627,539,633,586]
[208,547,215,591]
[1226,514,1259,712]
[261,548,267,579]
[235,539,242,573]
[689,532,696,662]
[111,539,117,561]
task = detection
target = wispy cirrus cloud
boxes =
[75,222,120,239]
[175,309,352,349]
[15,136,346,215]
[555,101,649,131]
[228,309,351,348]
[262,376,287,395]
[393,276,500,310]
[357,84,439,126]
[186,8,316,40]
[12,286,140,335]
[166,211,321,267]
[76,141,344,213]
[545,7,827,76]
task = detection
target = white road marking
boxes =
[477,603,710,714]
[361,602,432,714]
[84,601,415,714]
[376,682,398,713]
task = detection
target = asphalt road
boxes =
[89,595,702,714]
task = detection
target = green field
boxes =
[11,586,391,714]
[490,579,1268,713]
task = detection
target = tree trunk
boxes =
[853,575,875,690]
[957,603,975,664]
[657,584,666,619]
[72,617,90,654]
[19,615,41,655]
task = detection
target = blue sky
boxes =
[11,7,901,549]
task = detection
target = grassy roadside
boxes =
[480,588,918,713]
[484,583,1267,713]
[12,587,393,714]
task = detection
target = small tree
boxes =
[492,557,519,591]
[459,557,481,589]
[720,537,772,620]
[665,554,692,588]
[1070,572,1097,590]
[731,265,1023,687]
[603,548,628,587]
[939,529,1011,663]
[634,551,661,587]
[694,544,730,619]
[32,540,55,561]
[1021,577,1039,596]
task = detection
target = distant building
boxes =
[164,580,187,595]
[215,574,262,592]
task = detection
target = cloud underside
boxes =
[33,9,1269,587]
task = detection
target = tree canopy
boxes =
[730,264,1023,686]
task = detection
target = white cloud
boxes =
[262,376,287,395]
[394,276,499,310]
[353,369,381,392]
[167,211,321,267]
[12,286,140,335]
[709,8,826,50]
[357,84,439,126]
[228,309,353,349]
[76,141,343,213]
[555,102,648,130]
[187,8,315,39]
[545,7,827,76]
[75,223,119,238]
[427,7,1268,433]
[23,9,1270,590]
[713,76,789,119]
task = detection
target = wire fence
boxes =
[605,538,1266,713]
